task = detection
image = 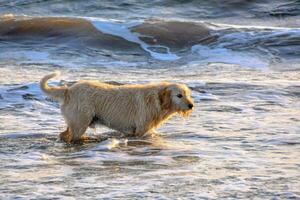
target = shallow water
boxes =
[0,1,300,199]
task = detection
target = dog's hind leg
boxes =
[70,118,103,143]
[61,110,92,143]
[61,103,98,143]
[68,121,89,143]
[59,127,99,143]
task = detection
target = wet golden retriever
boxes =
[40,71,194,143]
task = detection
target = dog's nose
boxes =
[188,104,194,109]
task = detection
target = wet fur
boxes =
[40,71,194,143]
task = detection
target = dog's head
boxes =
[159,83,194,117]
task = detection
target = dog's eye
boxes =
[177,94,183,98]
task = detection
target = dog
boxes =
[40,71,194,143]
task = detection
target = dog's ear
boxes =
[159,88,172,110]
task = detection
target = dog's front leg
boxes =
[60,127,72,143]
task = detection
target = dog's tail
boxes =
[40,71,67,102]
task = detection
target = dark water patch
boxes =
[172,155,200,163]
[254,101,285,108]
[0,17,95,37]
[281,141,300,146]
[262,138,300,146]
[254,0,300,17]
[125,139,153,146]
[7,85,29,91]
[131,20,216,50]
[102,160,152,168]
[22,93,39,100]
[284,85,300,98]
[190,87,207,94]
[290,117,300,122]
[252,106,270,112]
[127,150,162,157]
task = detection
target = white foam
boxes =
[217,29,300,46]
[205,21,300,31]
[92,138,129,151]
[191,45,269,69]
[90,19,180,61]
